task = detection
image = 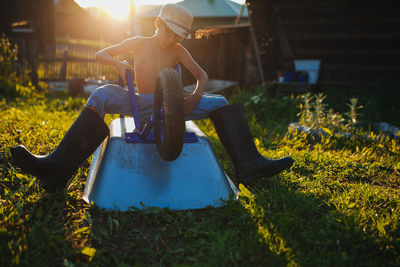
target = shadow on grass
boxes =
[0,148,90,266]
[0,188,84,266]
[243,175,400,266]
[85,199,290,266]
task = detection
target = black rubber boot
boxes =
[209,104,294,185]
[10,107,110,192]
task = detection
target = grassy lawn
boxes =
[0,84,399,266]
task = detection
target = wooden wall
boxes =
[246,0,400,88]
[180,25,251,87]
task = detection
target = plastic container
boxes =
[276,70,284,83]
[284,71,296,82]
[294,60,321,84]
[297,71,309,83]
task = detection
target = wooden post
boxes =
[27,38,39,86]
[247,8,265,84]
[235,4,246,25]
[60,50,68,81]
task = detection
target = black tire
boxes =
[154,68,185,161]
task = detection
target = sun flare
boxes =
[102,0,129,20]
[74,0,183,21]
[101,0,130,21]
[74,0,131,21]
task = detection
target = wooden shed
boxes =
[180,23,253,87]
[0,0,55,54]
[0,0,55,84]
[246,0,400,88]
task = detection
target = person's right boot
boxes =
[209,104,294,185]
[10,107,109,193]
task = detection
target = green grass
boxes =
[0,87,399,266]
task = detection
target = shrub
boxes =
[0,34,37,97]
[297,93,363,133]
[0,34,19,78]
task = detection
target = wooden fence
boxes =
[39,27,251,87]
[39,42,122,82]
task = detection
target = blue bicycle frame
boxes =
[120,65,198,144]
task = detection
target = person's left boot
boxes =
[10,107,110,192]
[209,104,294,185]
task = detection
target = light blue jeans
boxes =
[85,84,229,123]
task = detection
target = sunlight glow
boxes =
[79,0,130,21]
[102,0,130,20]
[74,0,179,20]
[74,0,246,21]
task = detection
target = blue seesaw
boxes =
[83,66,238,211]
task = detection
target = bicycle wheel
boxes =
[154,68,185,161]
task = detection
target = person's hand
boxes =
[116,61,134,83]
[184,93,201,114]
